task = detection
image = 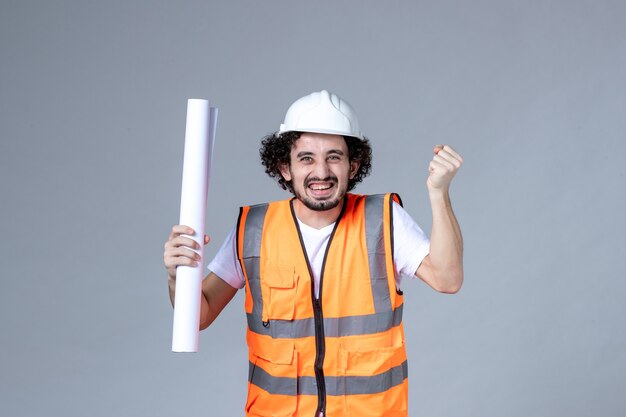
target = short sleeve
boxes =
[392,202,430,287]
[207,226,246,289]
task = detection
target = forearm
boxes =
[168,276,176,306]
[168,275,211,328]
[427,188,464,292]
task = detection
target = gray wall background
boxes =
[1,1,624,416]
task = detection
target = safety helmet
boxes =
[279,90,363,139]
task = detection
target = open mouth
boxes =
[306,178,337,197]
[309,183,333,191]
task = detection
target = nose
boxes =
[312,159,331,178]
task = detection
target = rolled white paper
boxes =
[172,99,218,353]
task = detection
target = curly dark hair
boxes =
[260,131,372,193]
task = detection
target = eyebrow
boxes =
[295,149,345,158]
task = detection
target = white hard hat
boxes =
[279,90,363,139]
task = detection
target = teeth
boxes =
[310,184,331,190]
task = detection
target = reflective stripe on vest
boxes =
[249,359,408,396]
[245,304,403,338]
[237,193,408,417]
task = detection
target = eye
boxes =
[300,156,313,162]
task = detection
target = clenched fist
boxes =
[427,145,463,192]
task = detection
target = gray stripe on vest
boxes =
[249,360,408,396]
[364,195,392,313]
[243,258,262,317]
[242,204,268,319]
[248,360,298,395]
[247,304,403,338]
[242,204,268,258]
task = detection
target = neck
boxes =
[292,198,344,229]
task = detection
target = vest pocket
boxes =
[246,339,298,417]
[340,344,408,416]
[264,264,298,321]
[341,343,405,376]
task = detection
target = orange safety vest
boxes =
[237,193,408,417]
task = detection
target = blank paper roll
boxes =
[171,99,218,353]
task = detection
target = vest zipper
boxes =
[312,297,326,417]
[290,199,347,417]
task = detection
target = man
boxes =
[164,90,463,416]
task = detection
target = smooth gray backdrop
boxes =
[1,1,624,416]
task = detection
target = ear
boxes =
[349,160,360,180]
[279,163,292,181]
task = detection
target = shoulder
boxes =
[240,198,292,210]
[237,198,294,231]
[361,192,403,205]
[238,198,290,219]
[357,193,404,214]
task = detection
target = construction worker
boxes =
[164,90,464,416]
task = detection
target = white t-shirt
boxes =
[208,202,430,297]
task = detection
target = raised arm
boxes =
[415,145,464,294]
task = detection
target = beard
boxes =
[293,175,345,211]
[297,193,341,211]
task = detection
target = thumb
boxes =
[433,145,443,155]
[204,235,211,245]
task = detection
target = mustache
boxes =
[305,176,338,187]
